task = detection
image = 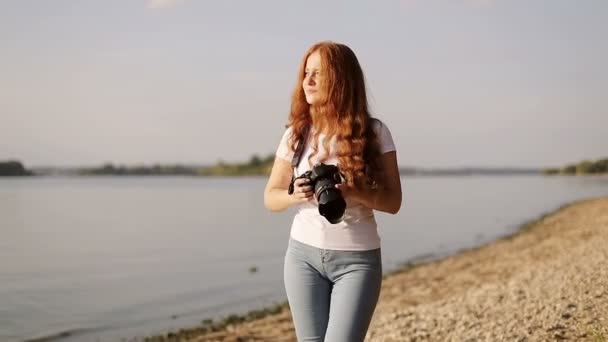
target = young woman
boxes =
[264,41,402,342]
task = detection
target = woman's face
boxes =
[303,51,325,105]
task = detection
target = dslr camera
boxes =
[288,163,346,224]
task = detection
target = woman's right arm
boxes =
[264,157,313,211]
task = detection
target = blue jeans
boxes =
[283,238,383,342]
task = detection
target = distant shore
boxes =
[4,156,606,177]
[0,160,33,176]
[142,197,608,341]
[15,165,546,177]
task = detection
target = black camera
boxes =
[288,163,346,224]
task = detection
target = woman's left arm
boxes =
[337,151,403,214]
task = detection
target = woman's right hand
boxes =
[291,178,314,203]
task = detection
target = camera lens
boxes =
[315,178,346,224]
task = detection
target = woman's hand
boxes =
[291,178,315,203]
[334,151,402,214]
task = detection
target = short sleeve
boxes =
[275,127,295,161]
[372,119,396,154]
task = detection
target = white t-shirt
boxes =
[275,119,396,251]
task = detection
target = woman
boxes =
[264,41,402,342]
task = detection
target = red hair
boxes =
[287,41,384,189]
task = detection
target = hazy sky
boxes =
[1,0,606,168]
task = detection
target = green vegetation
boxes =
[8,154,563,177]
[0,160,33,176]
[544,158,608,175]
[80,163,200,176]
[199,154,274,176]
[79,154,277,176]
[76,158,545,177]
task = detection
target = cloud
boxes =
[147,0,187,9]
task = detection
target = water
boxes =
[1,175,607,341]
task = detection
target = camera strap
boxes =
[288,126,309,195]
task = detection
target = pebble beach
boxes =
[144,197,608,342]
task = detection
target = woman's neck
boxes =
[309,107,326,133]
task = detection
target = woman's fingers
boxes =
[291,178,314,202]
[293,178,310,186]
[296,190,313,198]
[302,193,314,202]
[295,188,314,201]
[293,185,311,193]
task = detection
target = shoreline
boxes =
[142,196,608,341]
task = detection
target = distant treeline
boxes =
[0,160,33,176]
[15,156,605,178]
[199,154,274,176]
[80,163,201,176]
[398,167,540,176]
[9,155,549,177]
[80,154,276,176]
[544,158,608,175]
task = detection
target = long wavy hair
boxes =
[286,41,384,189]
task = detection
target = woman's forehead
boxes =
[305,52,322,68]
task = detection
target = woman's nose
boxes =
[306,75,315,85]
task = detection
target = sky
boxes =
[1,0,606,168]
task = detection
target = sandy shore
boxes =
[144,197,608,341]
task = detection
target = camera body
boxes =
[290,163,346,224]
